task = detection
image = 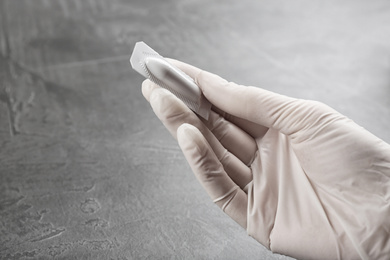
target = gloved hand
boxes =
[141,59,390,260]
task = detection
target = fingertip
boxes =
[165,57,179,64]
[165,58,204,84]
[195,69,229,95]
[141,79,159,102]
[149,87,172,111]
[165,58,190,71]
[177,123,193,138]
[177,123,201,148]
[166,58,229,97]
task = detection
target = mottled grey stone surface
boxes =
[0,0,389,259]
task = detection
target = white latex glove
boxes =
[141,59,390,260]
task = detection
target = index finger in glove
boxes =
[167,58,338,137]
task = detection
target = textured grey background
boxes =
[1,0,389,259]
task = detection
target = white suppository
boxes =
[130,42,211,120]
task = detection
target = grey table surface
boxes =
[1,0,389,259]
